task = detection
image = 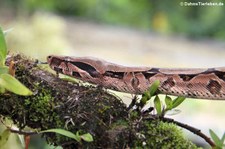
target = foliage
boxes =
[209,129,225,149]
[0,28,7,66]
[40,129,93,143]
[140,80,160,106]
[154,95,162,115]
[0,129,10,147]
[141,80,185,117]
[0,27,32,96]
[140,81,225,148]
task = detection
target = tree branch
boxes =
[0,54,201,149]
[159,116,215,147]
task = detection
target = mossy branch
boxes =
[0,54,198,149]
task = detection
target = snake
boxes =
[47,55,225,100]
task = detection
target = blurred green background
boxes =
[2,0,225,38]
[0,0,225,148]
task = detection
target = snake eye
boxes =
[47,56,53,64]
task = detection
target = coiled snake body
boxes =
[47,55,225,100]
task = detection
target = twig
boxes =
[127,95,138,111]
[9,128,38,135]
[150,116,215,147]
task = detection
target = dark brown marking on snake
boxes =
[187,83,193,88]
[131,77,139,89]
[70,61,99,77]
[53,67,63,74]
[51,57,63,66]
[201,69,225,81]
[179,74,196,81]
[162,77,175,90]
[104,71,124,79]
[148,68,160,73]
[72,71,81,78]
[70,62,96,72]
[90,71,102,78]
[206,80,221,95]
[62,62,70,71]
[142,72,157,79]
[187,92,193,96]
[213,71,225,81]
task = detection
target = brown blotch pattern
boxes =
[131,77,139,90]
[54,67,63,73]
[142,72,156,79]
[104,71,124,79]
[51,57,63,66]
[206,80,222,95]
[187,83,193,88]
[201,69,225,81]
[162,77,175,90]
[214,71,225,81]
[179,74,196,81]
[148,68,160,73]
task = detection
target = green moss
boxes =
[133,120,199,149]
[110,119,129,131]
[25,88,62,128]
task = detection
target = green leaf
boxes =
[142,91,150,99]
[0,66,9,74]
[0,74,33,96]
[0,27,7,66]
[154,95,162,115]
[80,133,93,142]
[165,96,173,110]
[0,129,11,147]
[40,129,81,142]
[149,80,160,96]
[0,86,5,93]
[140,96,148,106]
[209,129,223,147]
[140,80,160,106]
[17,134,25,148]
[172,96,185,109]
[221,132,225,144]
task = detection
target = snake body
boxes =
[47,55,225,100]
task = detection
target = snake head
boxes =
[47,55,63,69]
[47,55,103,79]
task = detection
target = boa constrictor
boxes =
[47,55,225,100]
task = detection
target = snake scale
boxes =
[47,55,225,100]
